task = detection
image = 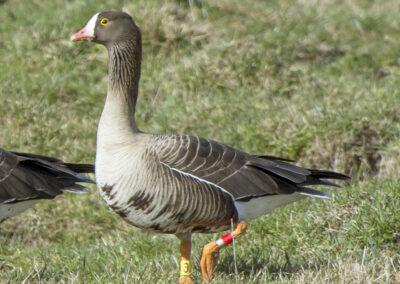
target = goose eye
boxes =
[100,18,109,26]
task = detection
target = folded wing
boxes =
[0,149,94,205]
[154,135,349,201]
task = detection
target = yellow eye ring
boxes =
[100,18,109,26]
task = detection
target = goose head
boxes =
[71,11,140,47]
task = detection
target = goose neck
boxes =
[106,40,142,132]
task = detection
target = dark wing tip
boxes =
[256,155,296,163]
[64,163,95,174]
[309,169,350,181]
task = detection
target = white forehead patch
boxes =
[84,12,100,37]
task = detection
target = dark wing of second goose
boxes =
[154,134,348,201]
[10,151,94,174]
[0,149,94,220]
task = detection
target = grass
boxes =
[0,0,399,282]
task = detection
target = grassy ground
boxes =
[0,0,399,282]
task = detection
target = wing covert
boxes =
[153,135,282,200]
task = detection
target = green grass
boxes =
[0,0,399,282]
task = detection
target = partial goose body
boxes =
[0,149,94,221]
[95,97,235,233]
[96,135,236,234]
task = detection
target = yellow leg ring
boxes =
[180,259,191,276]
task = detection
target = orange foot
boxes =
[200,241,220,282]
[179,275,193,284]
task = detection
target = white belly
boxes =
[235,193,305,221]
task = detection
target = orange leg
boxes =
[200,222,248,282]
[179,237,193,284]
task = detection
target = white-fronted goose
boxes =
[71,11,349,283]
[0,149,94,221]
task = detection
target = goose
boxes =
[71,11,349,283]
[0,149,94,222]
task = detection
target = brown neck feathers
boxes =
[107,36,142,130]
